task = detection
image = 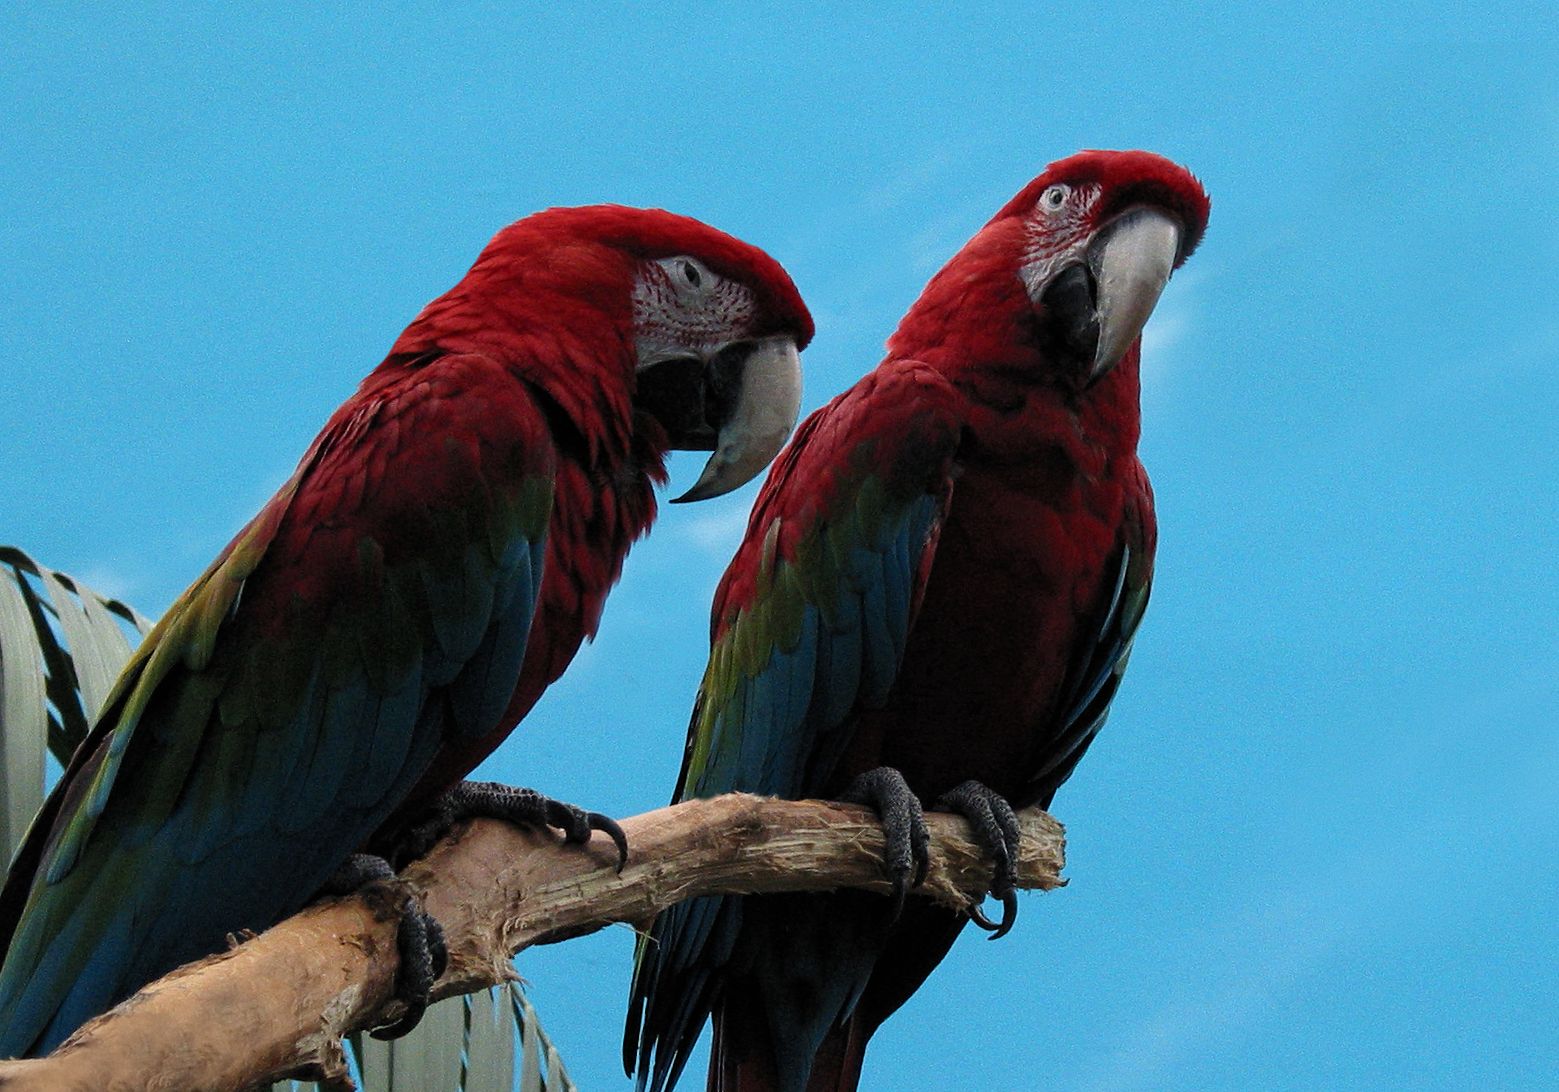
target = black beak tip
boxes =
[669,479,714,504]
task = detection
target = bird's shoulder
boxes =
[712,358,962,627]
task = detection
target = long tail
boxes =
[710,1004,870,1092]
[632,892,969,1092]
[708,897,971,1092]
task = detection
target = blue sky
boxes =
[4,4,1556,1089]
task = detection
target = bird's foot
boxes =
[318,853,448,1039]
[935,780,1022,939]
[390,780,629,873]
[840,766,931,919]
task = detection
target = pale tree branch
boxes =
[0,794,1065,1092]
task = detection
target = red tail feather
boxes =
[711,1015,869,1092]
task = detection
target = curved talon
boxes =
[588,811,631,872]
[888,863,916,922]
[386,781,631,872]
[371,905,447,1040]
[840,767,931,921]
[936,779,1023,940]
[372,999,428,1041]
[988,888,1019,940]
[909,830,931,897]
[966,888,1018,939]
[543,799,590,842]
[889,832,928,922]
[425,911,450,980]
[540,800,629,871]
[372,1007,426,1040]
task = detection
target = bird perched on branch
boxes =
[626,150,1209,1092]
[0,205,812,1058]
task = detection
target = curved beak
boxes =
[668,334,802,503]
[1087,207,1181,382]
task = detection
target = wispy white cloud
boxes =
[1139,264,1212,414]
[1072,887,1349,1092]
[861,151,963,215]
[73,564,138,605]
[671,497,754,558]
[904,199,991,274]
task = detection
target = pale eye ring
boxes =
[1041,184,1070,211]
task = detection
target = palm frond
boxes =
[308,985,578,1092]
[0,546,151,855]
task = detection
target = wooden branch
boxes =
[0,794,1065,1092]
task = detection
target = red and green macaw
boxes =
[0,206,812,1058]
[625,151,1210,1092]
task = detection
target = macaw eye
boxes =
[654,255,714,295]
[1041,184,1070,211]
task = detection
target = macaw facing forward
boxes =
[626,151,1209,1092]
[0,205,813,1058]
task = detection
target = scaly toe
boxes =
[384,781,630,871]
[371,902,446,1040]
[936,780,1024,939]
[841,767,931,920]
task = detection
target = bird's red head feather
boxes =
[405,205,813,357]
[991,149,1209,265]
[890,150,1208,387]
[552,205,816,349]
[381,204,813,503]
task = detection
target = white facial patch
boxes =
[1019,182,1101,301]
[633,257,759,365]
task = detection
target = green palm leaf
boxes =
[0,546,574,1091]
[0,546,151,853]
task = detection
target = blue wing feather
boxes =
[627,362,963,1091]
[0,356,557,1058]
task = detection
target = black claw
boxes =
[965,889,1018,940]
[318,854,449,1040]
[387,781,630,871]
[372,903,445,1040]
[541,796,592,842]
[319,853,396,896]
[841,767,931,919]
[992,889,1018,939]
[936,780,1023,940]
[425,910,450,981]
[371,1006,426,1041]
[588,811,631,873]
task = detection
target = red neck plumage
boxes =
[885,227,1144,471]
[378,238,663,479]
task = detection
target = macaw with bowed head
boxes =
[626,150,1209,1092]
[0,205,813,1059]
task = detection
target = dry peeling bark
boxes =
[0,793,1065,1092]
